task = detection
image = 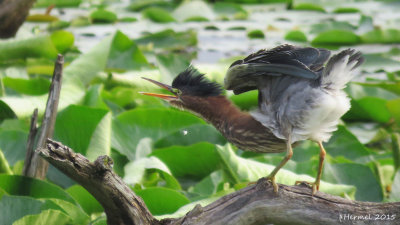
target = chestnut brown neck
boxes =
[179,95,249,130]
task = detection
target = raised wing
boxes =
[224,45,331,94]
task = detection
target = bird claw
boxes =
[295,180,319,195]
[266,176,279,193]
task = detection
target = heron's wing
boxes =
[225,45,331,94]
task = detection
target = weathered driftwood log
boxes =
[38,139,400,225]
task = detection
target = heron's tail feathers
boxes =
[321,49,364,90]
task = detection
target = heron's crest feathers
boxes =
[172,67,223,97]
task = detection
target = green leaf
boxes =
[213,2,248,19]
[293,3,325,12]
[284,30,307,42]
[387,98,400,125]
[392,133,400,171]
[128,0,171,12]
[134,187,190,215]
[0,195,43,225]
[54,105,110,160]
[46,199,89,225]
[361,29,400,44]
[13,209,71,225]
[123,156,170,185]
[0,175,76,204]
[311,30,360,47]
[35,0,81,7]
[66,185,103,215]
[0,32,73,61]
[151,142,221,178]
[107,30,148,71]
[217,144,356,197]
[229,90,258,111]
[50,30,74,53]
[90,9,117,23]
[325,125,372,162]
[310,21,356,34]
[361,53,400,73]
[390,169,400,201]
[142,7,176,23]
[173,1,215,22]
[3,77,50,96]
[156,53,190,84]
[323,163,383,202]
[247,29,265,39]
[112,107,204,160]
[154,124,226,148]
[135,29,197,50]
[0,130,27,166]
[156,196,218,219]
[0,150,12,174]
[26,14,59,22]
[190,170,224,196]
[82,84,108,109]
[333,7,360,13]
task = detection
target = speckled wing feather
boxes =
[224,44,331,94]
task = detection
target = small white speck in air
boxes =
[183,130,188,135]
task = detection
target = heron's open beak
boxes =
[139,77,178,101]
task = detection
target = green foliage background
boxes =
[1,0,400,224]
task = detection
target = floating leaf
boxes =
[284,30,307,42]
[142,7,176,23]
[361,29,400,44]
[136,29,197,50]
[311,30,360,47]
[333,7,360,13]
[0,31,74,61]
[247,29,265,39]
[107,30,149,71]
[293,3,325,12]
[173,1,215,22]
[90,9,117,23]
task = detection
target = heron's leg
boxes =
[265,138,293,193]
[295,141,326,195]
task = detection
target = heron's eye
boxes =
[172,88,182,95]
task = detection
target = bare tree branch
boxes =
[0,0,36,38]
[37,139,159,225]
[24,54,63,179]
[38,139,400,225]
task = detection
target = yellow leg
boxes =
[266,138,293,193]
[295,141,326,195]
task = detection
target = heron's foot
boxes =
[265,175,279,193]
[295,180,319,195]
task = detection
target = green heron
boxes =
[140,44,364,195]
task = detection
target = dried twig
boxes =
[24,54,63,179]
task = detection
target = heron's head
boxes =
[140,67,223,111]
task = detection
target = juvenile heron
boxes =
[141,44,364,194]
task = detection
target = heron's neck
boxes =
[182,96,249,130]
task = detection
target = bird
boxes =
[140,44,364,195]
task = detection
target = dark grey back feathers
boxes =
[172,67,223,97]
